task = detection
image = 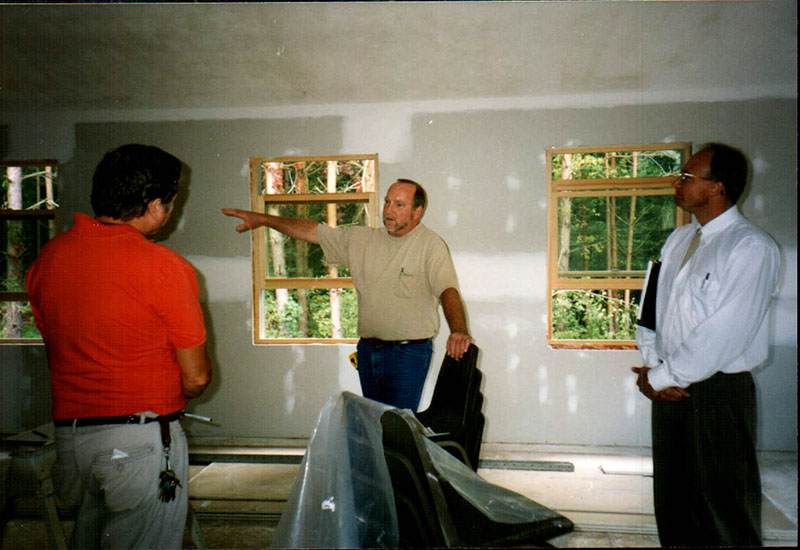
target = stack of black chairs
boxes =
[414,343,484,470]
[382,408,574,547]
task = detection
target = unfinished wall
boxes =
[2,96,795,450]
[1,1,795,451]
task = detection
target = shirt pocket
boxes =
[688,272,721,322]
[395,268,427,298]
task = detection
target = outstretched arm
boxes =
[222,208,320,244]
[440,287,471,359]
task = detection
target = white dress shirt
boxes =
[636,206,780,391]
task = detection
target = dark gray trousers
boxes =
[652,371,762,547]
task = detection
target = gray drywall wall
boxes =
[3,97,793,450]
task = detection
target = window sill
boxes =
[548,340,638,351]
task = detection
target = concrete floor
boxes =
[2,443,797,548]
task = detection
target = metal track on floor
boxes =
[190,452,575,472]
[189,453,303,466]
[478,459,575,472]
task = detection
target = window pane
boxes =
[2,219,47,339]
[633,151,684,177]
[551,149,683,180]
[0,301,41,339]
[551,289,642,340]
[557,195,676,278]
[250,154,377,343]
[263,202,371,278]
[258,159,374,195]
[261,288,358,339]
[2,218,55,290]
[2,164,59,209]
[2,162,58,340]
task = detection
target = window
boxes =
[546,144,691,349]
[249,155,379,343]
[1,160,59,342]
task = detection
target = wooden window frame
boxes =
[546,143,691,349]
[249,154,379,344]
[1,159,59,344]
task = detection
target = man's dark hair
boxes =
[699,142,748,205]
[396,178,427,214]
[91,144,181,221]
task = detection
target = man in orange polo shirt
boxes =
[26,144,211,549]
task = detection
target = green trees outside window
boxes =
[249,155,378,343]
[546,144,690,347]
[1,160,58,342]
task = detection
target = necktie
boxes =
[680,228,701,268]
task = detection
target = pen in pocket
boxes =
[702,273,710,289]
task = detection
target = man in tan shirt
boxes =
[223,179,470,409]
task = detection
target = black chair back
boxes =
[381,409,458,547]
[416,343,484,469]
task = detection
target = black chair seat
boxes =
[382,408,574,548]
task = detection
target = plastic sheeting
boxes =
[272,392,564,548]
[271,392,397,549]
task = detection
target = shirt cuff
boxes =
[647,365,673,392]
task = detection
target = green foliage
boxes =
[262,288,358,339]
[2,163,58,339]
[0,301,42,339]
[561,195,675,273]
[259,158,368,339]
[551,148,683,341]
[262,159,370,279]
[266,203,363,278]
[308,289,358,338]
[552,290,639,340]
[280,160,367,195]
[551,149,682,180]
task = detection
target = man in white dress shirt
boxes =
[632,143,780,546]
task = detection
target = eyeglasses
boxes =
[670,171,714,184]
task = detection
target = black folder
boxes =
[637,260,660,331]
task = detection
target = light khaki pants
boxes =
[54,420,189,550]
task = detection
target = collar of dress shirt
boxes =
[694,205,741,240]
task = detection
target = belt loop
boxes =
[138,414,146,425]
[71,418,78,433]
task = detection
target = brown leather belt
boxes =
[361,337,431,346]
[54,410,183,428]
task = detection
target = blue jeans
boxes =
[356,338,433,410]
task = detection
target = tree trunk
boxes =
[362,159,377,223]
[623,152,640,334]
[558,154,572,274]
[45,165,56,238]
[266,163,290,334]
[295,163,309,337]
[605,155,618,338]
[4,166,23,338]
[326,162,342,338]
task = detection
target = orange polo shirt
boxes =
[26,213,206,420]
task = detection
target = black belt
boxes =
[361,337,431,346]
[54,410,183,428]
